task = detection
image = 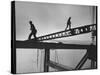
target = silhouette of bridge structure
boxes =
[16,24,97,72]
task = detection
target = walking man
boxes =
[28,21,37,40]
[65,17,71,30]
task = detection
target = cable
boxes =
[39,50,42,72]
[55,50,59,63]
[37,49,39,71]
[40,49,44,72]
[40,50,42,72]
[55,50,59,71]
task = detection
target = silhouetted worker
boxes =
[65,17,71,30]
[28,21,37,40]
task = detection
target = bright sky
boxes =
[15,1,96,43]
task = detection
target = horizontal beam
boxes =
[48,61,73,71]
[16,40,93,49]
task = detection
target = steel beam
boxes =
[91,60,96,69]
[44,48,50,72]
[11,1,16,74]
[36,24,96,41]
[16,41,92,49]
[75,52,88,70]
[48,61,73,71]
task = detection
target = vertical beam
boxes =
[11,1,16,74]
[44,48,50,72]
[91,60,95,69]
[96,6,97,69]
[90,6,97,69]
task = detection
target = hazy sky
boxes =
[15,1,96,42]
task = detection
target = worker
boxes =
[28,21,37,40]
[65,17,71,30]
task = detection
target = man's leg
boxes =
[65,24,68,30]
[69,24,71,29]
[33,32,37,41]
[28,32,32,40]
